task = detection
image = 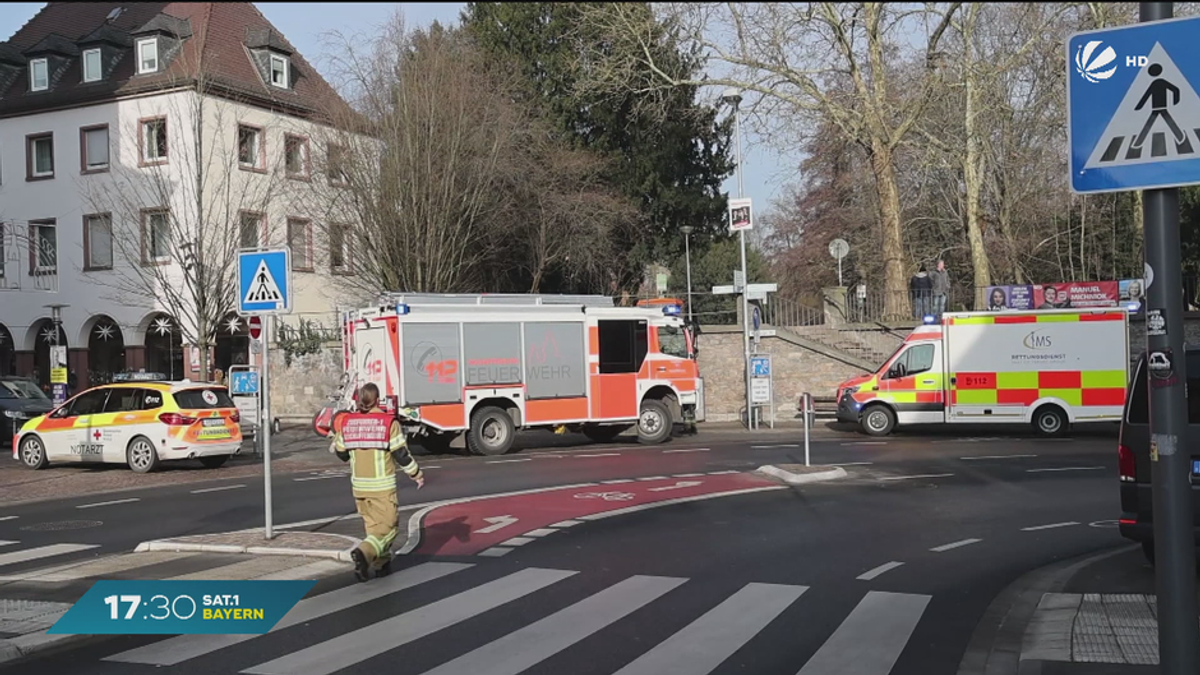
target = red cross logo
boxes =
[93,430,102,440]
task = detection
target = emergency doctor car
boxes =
[13,381,243,473]
[836,308,1129,437]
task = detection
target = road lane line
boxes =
[674,473,706,477]
[293,475,341,482]
[0,540,16,547]
[576,453,621,458]
[601,479,635,484]
[930,538,983,553]
[752,444,799,449]
[612,582,806,675]
[580,486,787,522]
[707,470,740,475]
[486,458,532,465]
[417,575,687,675]
[663,448,710,454]
[550,520,584,528]
[76,498,140,509]
[241,568,578,675]
[190,484,246,494]
[842,441,887,446]
[797,591,931,675]
[837,461,874,466]
[856,562,905,581]
[879,473,954,481]
[0,516,18,522]
[961,454,1038,461]
[476,548,512,557]
[423,465,442,469]
[107,562,472,666]
[0,543,99,568]
[636,476,670,481]
[523,529,557,537]
[1026,466,1105,473]
[499,537,535,547]
[1022,522,1080,532]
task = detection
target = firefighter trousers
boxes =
[355,490,399,569]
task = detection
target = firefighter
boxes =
[331,383,424,581]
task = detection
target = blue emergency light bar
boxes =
[662,305,682,316]
[922,315,936,325]
[395,304,410,315]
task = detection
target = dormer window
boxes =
[29,58,48,91]
[269,54,288,88]
[137,38,158,74]
[82,48,102,83]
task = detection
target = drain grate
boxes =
[20,519,103,532]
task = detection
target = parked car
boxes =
[1,377,56,448]
[1117,350,1200,563]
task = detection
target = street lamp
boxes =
[721,88,753,429]
[680,225,694,325]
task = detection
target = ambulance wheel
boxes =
[1032,405,1068,438]
[199,455,230,469]
[467,406,515,456]
[861,405,895,437]
[19,436,49,470]
[127,436,161,474]
[637,400,673,445]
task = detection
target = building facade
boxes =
[0,2,366,394]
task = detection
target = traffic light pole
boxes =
[1141,5,1199,673]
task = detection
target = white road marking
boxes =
[648,481,703,492]
[879,473,954,481]
[673,473,706,478]
[486,458,532,465]
[1022,522,1080,532]
[241,568,577,675]
[423,465,442,469]
[600,479,635,484]
[0,543,99,568]
[106,562,472,666]
[76,498,140,509]
[960,454,1038,461]
[930,538,983,552]
[752,444,799,449]
[190,484,246,494]
[523,529,557,537]
[417,575,686,675]
[843,441,886,446]
[0,516,18,522]
[797,592,931,675]
[579,486,787,522]
[636,476,670,481]
[576,453,621,458]
[294,475,341,482]
[0,540,17,547]
[499,537,535,547]
[474,516,519,534]
[612,582,806,675]
[477,547,513,557]
[837,461,875,466]
[856,561,905,581]
[550,520,584,528]
[1026,466,1105,473]
[707,470,740,475]
[662,447,709,454]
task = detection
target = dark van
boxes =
[1117,351,1200,563]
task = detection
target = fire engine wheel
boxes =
[1032,405,1068,438]
[19,436,49,470]
[127,436,161,474]
[467,407,516,456]
[637,400,673,445]
[861,405,896,437]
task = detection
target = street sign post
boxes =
[749,355,773,429]
[1068,6,1199,672]
[248,316,262,340]
[828,239,849,286]
[237,249,292,542]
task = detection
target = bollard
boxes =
[802,392,812,467]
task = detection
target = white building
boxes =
[0,2,366,392]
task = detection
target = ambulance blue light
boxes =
[923,314,936,325]
[663,305,682,316]
[395,304,410,315]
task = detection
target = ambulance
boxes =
[315,294,700,455]
[835,308,1129,436]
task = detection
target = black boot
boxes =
[351,548,370,583]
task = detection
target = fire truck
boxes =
[314,294,699,455]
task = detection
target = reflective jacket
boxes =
[333,407,421,497]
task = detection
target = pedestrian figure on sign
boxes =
[1132,63,1186,150]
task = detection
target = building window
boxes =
[269,54,289,88]
[84,213,113,271]
[29,219,56,274]
[82,48,102,83]
[27,133,54,179]
[284,134,309,178]
[142,210,171,264]
[237,124,264,171]
[239,212,263,249]
[327,143,349,186]
[137,38,158,74]
[29,58,48,91]
[330,223,352,273]
[287,218,313,271]
[140,117,167,165]
[80,124,109,173]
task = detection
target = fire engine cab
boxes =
[316,294,699,455]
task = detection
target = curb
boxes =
[134,539,357,562]
[0,632,109,669]
[756,464,848,485]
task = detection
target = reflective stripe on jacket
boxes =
[333,408,421,497]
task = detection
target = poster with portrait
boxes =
[1119,279,1145,313]
[1032,282,1119,309]
[984,285,1033,311]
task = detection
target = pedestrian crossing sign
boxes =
[238,249,292,315]
[1068,17,1200,193]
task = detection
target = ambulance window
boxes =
[68,388,111,416]
[103,388,143,413]
[141,390,164,410]
[887,344,935,379]
[599,320,648,374]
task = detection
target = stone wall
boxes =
[697,327,865,422]
[267,344,342,420]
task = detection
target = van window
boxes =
[173,388,235,409]
[598,320,649,374]
[886,344,935,379]
[1127,354,1200,424]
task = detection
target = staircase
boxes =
[761,297,905,369]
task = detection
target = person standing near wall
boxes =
[910,265,933,318]
[930,260,950,316]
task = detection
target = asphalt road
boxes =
[4,425,1127,675]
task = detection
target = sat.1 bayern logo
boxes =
[1075,40,1117,83]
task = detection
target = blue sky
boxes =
[0,2,791,221]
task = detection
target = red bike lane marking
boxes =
[414,472,777,556]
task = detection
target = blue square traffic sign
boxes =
[751,356,771,377]
[1068,16,1200,193]
[238,249,291,315]
[230,371,260,396]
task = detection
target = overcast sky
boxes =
[1,2,793,239]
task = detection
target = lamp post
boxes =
[722,88,753,428]
[680,225,694,325]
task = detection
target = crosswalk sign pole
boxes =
[1140,5,1200,674]
[261,316,273,540]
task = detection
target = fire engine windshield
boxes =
[658,325,689,359]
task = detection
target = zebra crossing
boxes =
[96,561,934,675]
[0,541,100,577]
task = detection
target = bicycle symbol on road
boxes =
[574,491,635,502]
